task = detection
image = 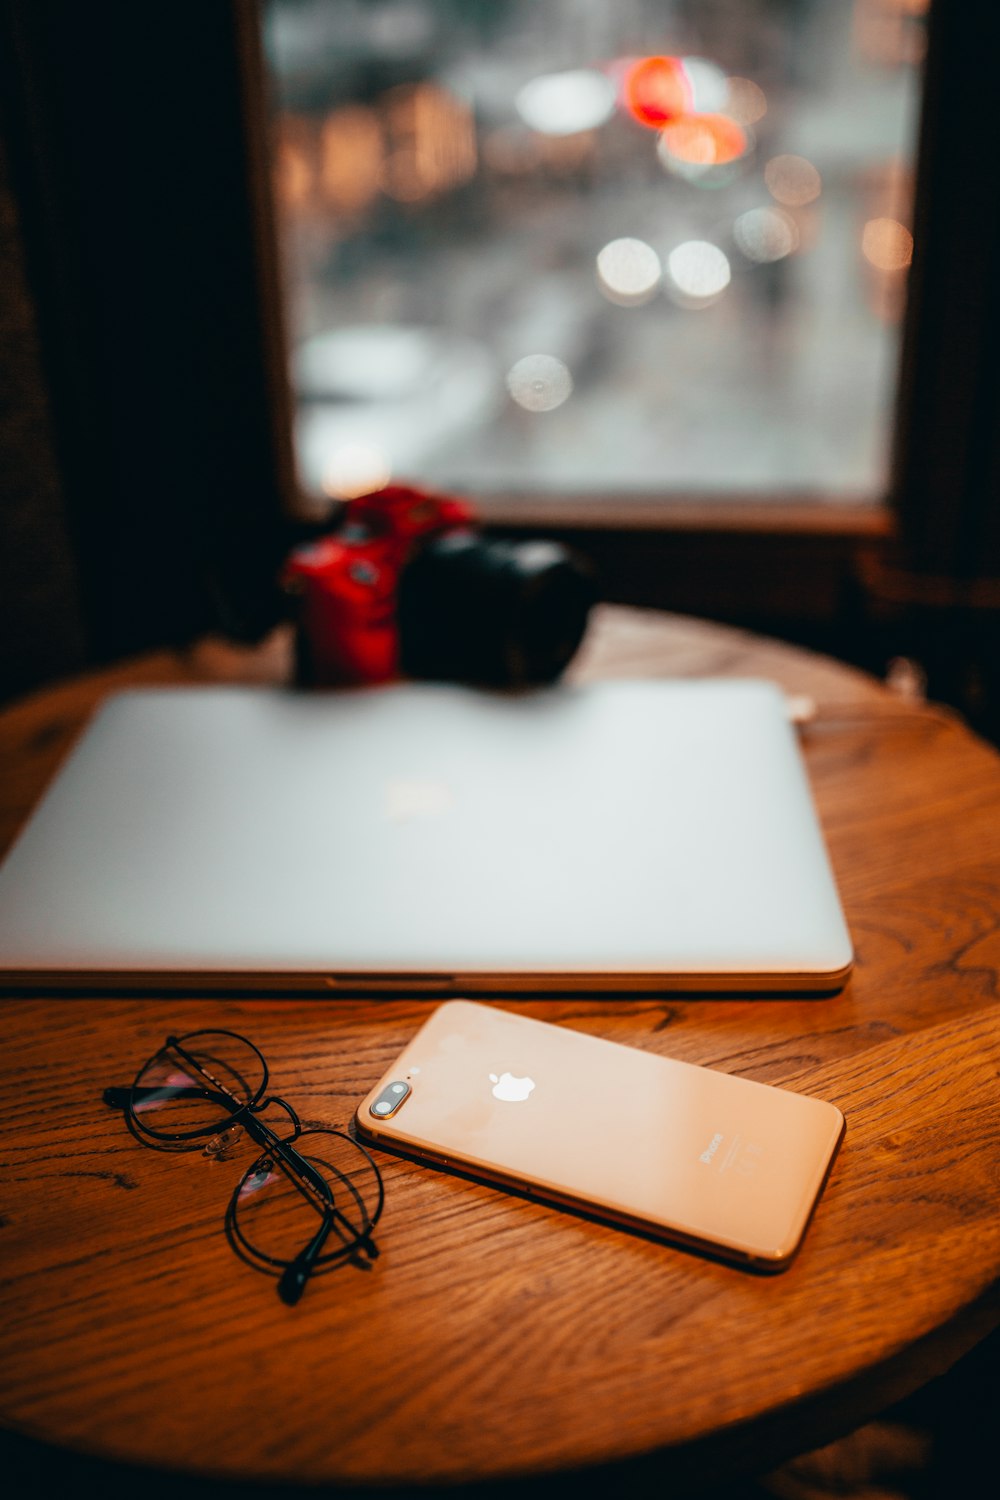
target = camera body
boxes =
[282,486,472,685]
[282,484,595,688]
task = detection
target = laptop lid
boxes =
[0,680,853,994]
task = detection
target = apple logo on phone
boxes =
[490,1071,536,1103]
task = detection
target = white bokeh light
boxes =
[666,241,731,303]
[321,443,392,498]
[733,207,799,263]
[680,57,729,113]
[596,237,662,305]
[506,354,573,412]
[515,70,616,136]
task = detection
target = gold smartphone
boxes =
[356,1001,844,1270]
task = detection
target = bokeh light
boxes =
[321,443,392,498]
[516,69,617,135]
[379,83,476,202]
[621,55,691,129]
[506,354,573,412]
[733,206,799,262]
[862,217,913,271]
[724,76,768,126]
[666,241,731,304]
[273,116,315,210]
[596,237,662,305]
[658,113,747,167]
[321,106,383,212]
[764,154,822,206]
[680,57,729,112]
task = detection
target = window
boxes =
[261,0,923,514]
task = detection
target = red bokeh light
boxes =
[622,56,691,129]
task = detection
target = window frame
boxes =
[249,0,924,630]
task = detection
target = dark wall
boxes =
[0,0,293,701]
[0,127,87,699]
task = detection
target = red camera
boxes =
[282,485,473,685]
[282,484,595,688]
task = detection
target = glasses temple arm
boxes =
[277,1217,336,1306]
[276,1198,379,1308]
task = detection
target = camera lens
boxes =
[398,530,596,687]
[370,1080,411,1118]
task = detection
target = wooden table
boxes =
[1,605,999,1496]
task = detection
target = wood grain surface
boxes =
[1,605,999,1494]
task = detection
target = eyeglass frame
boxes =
[104,1028,384,1306]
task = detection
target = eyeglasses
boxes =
[104,1029,384,1306]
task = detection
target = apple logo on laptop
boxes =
[384,778,454,823]
[490,1071,536,1103]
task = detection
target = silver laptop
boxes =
[0,679,853,994]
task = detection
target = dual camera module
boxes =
[370,1080,411,1118]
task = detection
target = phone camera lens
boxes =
[370,1080,411,1119]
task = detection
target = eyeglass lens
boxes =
[230,1127,383,1280]
[129,1030,266,1144]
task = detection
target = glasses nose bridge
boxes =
[248,1091,303,1140]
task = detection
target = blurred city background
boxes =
[262,0,922,506]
